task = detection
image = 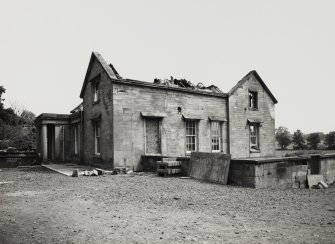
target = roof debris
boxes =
[154,76,223,93]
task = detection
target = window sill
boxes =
[145,153,162,156]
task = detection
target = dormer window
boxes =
[93,82,100,103]
[249,91,258,109]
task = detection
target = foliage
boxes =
[307,133,321,149]
[0,86,36,150]
[292,129,306,149]
[325,131,335,150]
[20,110,36,125]
[276,126,291,149]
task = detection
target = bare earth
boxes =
[0,167,334,244]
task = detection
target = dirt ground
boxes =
[0,167,334,244]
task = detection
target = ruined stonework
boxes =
[228,71,277,158]
[35,52,278,170]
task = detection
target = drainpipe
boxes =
[81,108,84,163]
[63,125,65,161]
[227,96,230,155]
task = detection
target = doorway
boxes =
[47,124,55,160]
[145,118,161,154]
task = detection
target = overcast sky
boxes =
[1,0,334,133]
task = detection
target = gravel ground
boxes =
[0,166,334,244]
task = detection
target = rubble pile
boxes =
[154,77,223,93]
[71,167,140,177]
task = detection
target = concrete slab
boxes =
[42,163,96,176]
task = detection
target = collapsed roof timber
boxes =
[154,77,223,94]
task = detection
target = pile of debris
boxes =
[154,77,223,93]
[72,167,137,177]
[307,174,332,189]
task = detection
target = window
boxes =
[95,121,101,155]
[249,124,259,151]
[249,91,258,109]
[73,125,78,155]
[93,82,100,102]
[211,121,221,152]
[186,120,197,154]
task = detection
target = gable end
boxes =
[229,70,278,104]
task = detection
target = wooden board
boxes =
[189,152,231,184]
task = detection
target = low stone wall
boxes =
[0,152,38,168]
[229,153,335,188]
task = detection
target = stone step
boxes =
[162,157,177,162]
[157,161,181,167]
[157,168,182,175]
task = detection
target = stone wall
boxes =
[0,152,38,168]
[82,58,114,167]
[229,74,276,158]
[112,82,228,170]
[229,154,335,188]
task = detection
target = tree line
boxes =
[276,126,335,150]
[0,85,36,151]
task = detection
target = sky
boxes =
[1,0,334,133]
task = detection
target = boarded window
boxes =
[73,125,78,155]
[211,121,221,152]
[186,120,197,153]
[145,118,161,154]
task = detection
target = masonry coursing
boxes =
[35,52,278,170]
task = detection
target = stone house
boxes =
[35,52,278,170]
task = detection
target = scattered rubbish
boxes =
[95,168,105,175]
[0,181,14,185]
[91,170,98,176]
[126,170,135,177]
[0,169,2,172]
[173,197,181,200]
[318,180,328,189]
[83,170,98,176]
[113,167,129,175]
[72,169,79,177]
[180,177,190,179]
[103,170,117,175]
[307,174,324,189]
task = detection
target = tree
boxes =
[0,86,36,150]
[276,126,291,149]
[292,129,306,149]
[20,110,36,125]
[0,86,5,110]
[325,131,335,150]
[307,133,321,149]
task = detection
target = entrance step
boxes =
[157,161,182,176]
